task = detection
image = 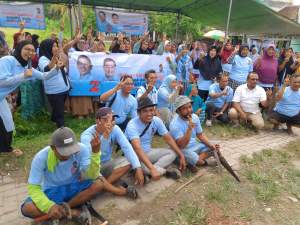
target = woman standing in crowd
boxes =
[278,48,295,85]
[39,39,70,128]
[250,47,260,63]
[185,83,206,124]
[254,44,278,90]
[196,46,222,101]
[0,40,59,155]
[220,41,234,74]
[157,74,181,127]
[228,44,253,91]
[20,34,45,119]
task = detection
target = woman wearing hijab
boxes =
[196,46,222,101]
[0,40,59,155]
[185,83,206,124]
[250,47,260,63]
[157,75,181,126]
[20,34,45,120]
[220,41,234,74]
[228,44,253,91]
[39,39,70,128]
[254,44,278,90]
[278,48,295,85]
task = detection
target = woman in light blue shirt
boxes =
[270,74,300,135]
[228,44,253,91]
[39,39,70,128]
[0,40,58,155]
[157,74,180,126]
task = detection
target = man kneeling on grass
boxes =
[170,96,220,173]
[125,97,186,182]
[81,107,144,189]
[21,127,130,224]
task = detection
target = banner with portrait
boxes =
[0,2,45,30]
[95,8,148,35]
[68,52,170,96]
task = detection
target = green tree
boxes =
[148,12,204,41]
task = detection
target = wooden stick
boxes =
[175,171,205,193]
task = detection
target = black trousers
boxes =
[47,92,68,128]
[198,90,209,101]
[206,102,229,123]
[0,116,13,152]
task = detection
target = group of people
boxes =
[1,23,300,224]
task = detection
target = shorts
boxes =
[270,110,300,125]
[100,157,130,178]
[21,179,93,218]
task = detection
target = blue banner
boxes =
[68,52,170,96]
[0,3,45,30]
[95,8,147,35]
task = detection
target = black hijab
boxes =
[238,44,249,58]
[39,39,57,60]
[13,40,33,67]
[199,46,222,80]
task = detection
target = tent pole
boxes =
[68,4,73,38]
[78,0,83,32]
[224,0,233,43]
[175,12,180,42]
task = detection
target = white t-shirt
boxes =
[232,84,266,113]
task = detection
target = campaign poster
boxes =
[0,2,45,30]
[68,52,170,96]
[95,8,148,35]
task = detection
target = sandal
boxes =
[74,205,92,225]
[126,186,138,199]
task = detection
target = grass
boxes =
[169,202,206,225]
[150,139,300,225]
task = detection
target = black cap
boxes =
[96,107,119,119]
[137,97,157,111]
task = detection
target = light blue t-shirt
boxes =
[157,87,176,109]
[39,56,70,94]
[229,55,253,82]
[197,74,213,91]
[125,116,168,153]
[81,125,141,169]
[0,56,57,132]
[206,83,234,108]
[28,143,90,190]
[169,113,203,151]
[274,86,300,117]
[105,90,138,124]
[0,56,57,101]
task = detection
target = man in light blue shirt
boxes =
[205,74,233,126]
[100,75,137,130]
[170,96,219,172]
[125,97,186,182]
[81,107,144,185]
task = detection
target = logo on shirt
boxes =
[71,161,79,174]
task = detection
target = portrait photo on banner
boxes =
[94,8,148,35]
[68,52,169,96]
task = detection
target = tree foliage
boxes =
[148,12,204,41]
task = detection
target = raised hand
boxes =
[24,69,32,78]
[90,132,101,153]
[188,115,195,130]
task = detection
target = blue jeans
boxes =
[21,179,93,218]
[183,143,209,166]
